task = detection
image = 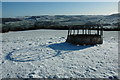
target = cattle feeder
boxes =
[66,25,103,45]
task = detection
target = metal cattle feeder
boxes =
[66,25,103,45]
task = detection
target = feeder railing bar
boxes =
[77,29,79,35]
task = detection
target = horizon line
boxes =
[2,12,119,18]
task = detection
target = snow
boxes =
[1,30,118,78]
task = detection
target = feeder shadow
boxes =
[5,43,95,62]
[48,42,94,51]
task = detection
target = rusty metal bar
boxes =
[97,26,99,35]
[82,29,84,34]
[73,29,75,35]
[68,29,70,36]
[77,29,79,34]
[85,29,87,34]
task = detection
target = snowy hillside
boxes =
[1,30,118,79]
[2,13,120,32]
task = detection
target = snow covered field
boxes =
[1,30,118,78]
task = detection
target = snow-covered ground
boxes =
[1,30,118,78]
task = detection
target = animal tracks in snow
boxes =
[6,45,56,62]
